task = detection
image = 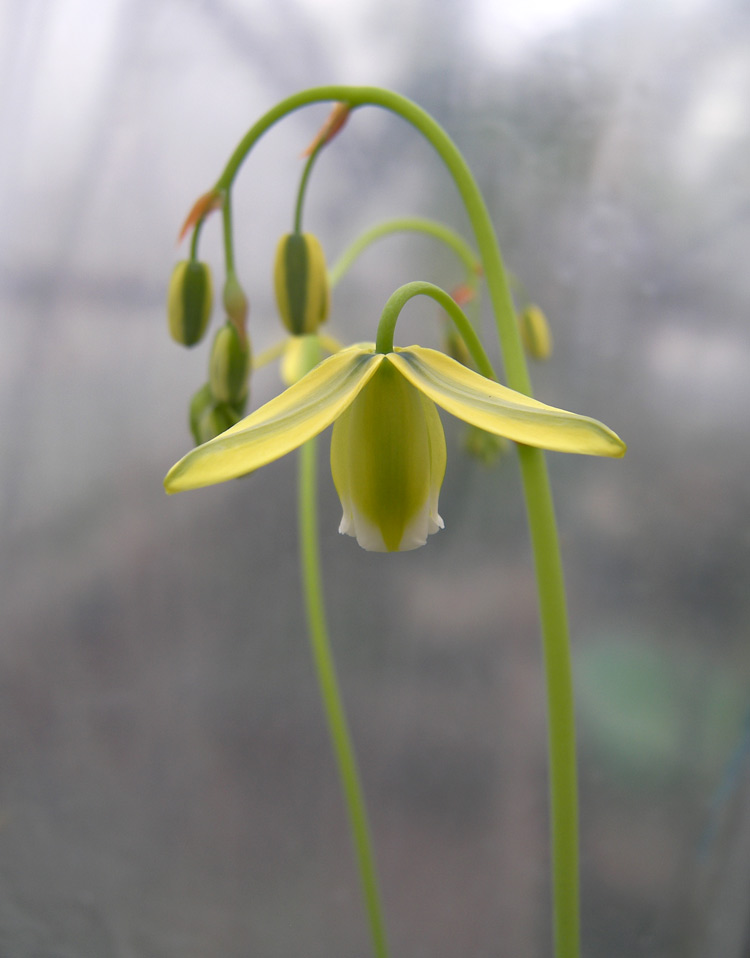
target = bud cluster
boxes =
[167,258,252,445]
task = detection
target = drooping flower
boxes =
[330,358,447,551]
[164,343,625,551]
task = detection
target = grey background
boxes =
[2,0,750,955]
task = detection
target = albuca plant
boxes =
[165,86,626,958]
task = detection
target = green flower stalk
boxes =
[168,86,628,958]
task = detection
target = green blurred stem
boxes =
[329,217,480,288]
[217,86,580,958]
[293,140,325,233]
[221,192,236,275]
[297,438,390,958]
[516,442,579,957]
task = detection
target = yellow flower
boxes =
[164,343,626,551]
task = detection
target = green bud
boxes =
[442,324,473,368]
[223,273,249,328]
[208,322,251,404]
[189,383,247,446]
[463,425,508,466]
[519,304,552,361]
[273,232,329,335]
[167,260,213,346]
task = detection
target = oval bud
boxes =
[189,383,247,446]
[442,325,473,369]
[274,232,330,335]
[519,304,552,361]
[168,260,213,346]
[209,322,251,404]
[462,425,508,466]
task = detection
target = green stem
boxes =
[294,140,325,233]
[213,86,531,391]
[219,86,579,958]
[221,192,237,276]
[329,217,480,288]
[375,281,493,379]
[297,438,390,958]
[517,443,579,958]
[189,217,203,261]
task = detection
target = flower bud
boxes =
[462,425,508,466]
[223,273,249,329]
[167,260,213,346]
[209,322,251,404]
[519,304,552,361]
[442,324,473,368]
[189,383,246,446]
[274,232,329,335]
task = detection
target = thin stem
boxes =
[517,444,579,958]
[221,192,236,276]
[189,218,203,261]
[329,217,480,288]
[213,86,529,391]
[375,281,493,379]
[294,140,325,233]
[297,438,390,958]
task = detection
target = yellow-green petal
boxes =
[165,346,383,493]
[389,346,626,457]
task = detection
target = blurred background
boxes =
[2,0,750,955]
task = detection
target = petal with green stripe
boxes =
[165,346,383,493]
[389,346,626,457]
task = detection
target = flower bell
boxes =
[165,343,626,552]
[167,260,213,346]
[274,232,330,335]
[331,360,446,551]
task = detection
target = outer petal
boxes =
[389,346,626,457]
[417,392,446,535]
[165,346,383,492]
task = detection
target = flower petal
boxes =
[389,346,626,457]
[418,391,446,535]
[165,346,383,492]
